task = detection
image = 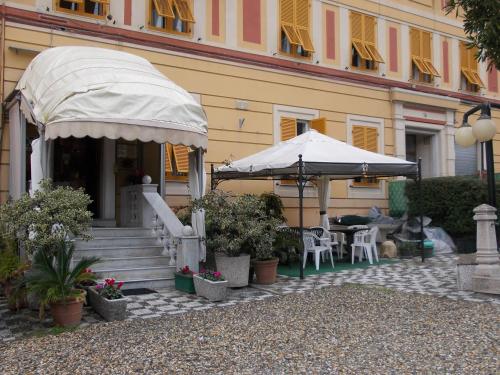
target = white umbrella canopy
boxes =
[16,46,208,149]
[216,130,417,179]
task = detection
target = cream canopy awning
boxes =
[15,46,208,149]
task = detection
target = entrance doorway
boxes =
[405,133,438,178]
[53,137,101,218]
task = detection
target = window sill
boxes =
[55,8,106,20]
[278,50,313,61]
[147,25,193,38]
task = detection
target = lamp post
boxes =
[455,103,498,209]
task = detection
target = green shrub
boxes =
[405,176,500,236]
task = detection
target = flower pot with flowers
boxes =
[88,278,127,321]
[193,270,228,302]
[175,265,195,294]
[75,268,97,305]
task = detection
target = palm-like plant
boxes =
[27,241,100,318]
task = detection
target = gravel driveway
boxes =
[0,284,498,374]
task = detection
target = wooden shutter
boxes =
[421,31,440,77]
[362,15,384,63]
[173,145,190,173]
[280,0,301,45]
[153,0,175,18]
[280,117,297,141]
[351,12,372,60]
[165,144,173,174]
[173,0,195,22]
[460,43,484,86]
[91,0,110,4]
[410,28,430,74]
[295,0,314,52]
[280,117,297,185]
[352,126,378,186]
[310,118,326,134]
[65,0,84,3]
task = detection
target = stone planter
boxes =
[174,272,195,294]
[457,254,477,291]
[193,274,228,302]
[88,287,128,321]
[253,258,279,285]
[215,254,250,287]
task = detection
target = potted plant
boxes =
[0,237,29,310]
[26,242,100,326]
[193,269,228,302]
[76,268,97,305]
[88,278,128,321]
[192,191,251,287]
[174,265,195,294]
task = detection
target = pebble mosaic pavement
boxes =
[1,254,498,343]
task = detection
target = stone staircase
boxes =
[73,227,175,290]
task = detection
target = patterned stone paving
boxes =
[1,254,498,343]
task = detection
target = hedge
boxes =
[405,176,500,236]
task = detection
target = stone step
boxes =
[119,277,174,291]
[74,236,159,249]
[88,227,155,238]
[74,245,165,259]
[93,265,175,282]
[76,256,171,270]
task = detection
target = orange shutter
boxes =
[460,43,484,86]
[91,0,110,4]
[153,0,175,18]
[165,144,173,174]
[280,0,301,45]
[173,145,190,173]
[362,15,384,63]
[351,12,372,60]
[365,127,378,153]
[280,117,297,185]
[421,31,440,77]
[410,28,431,75]
[310,118,326,134]
[65,0,84,3]
[295,0,314,52]
[280,117,297,141]
[352,126,379,186]
[173,0,195,22]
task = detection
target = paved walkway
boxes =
[1,254,498,343]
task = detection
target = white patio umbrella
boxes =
[214,130,419,279]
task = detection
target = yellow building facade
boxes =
[1,0,500,226]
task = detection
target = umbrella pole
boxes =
[418,158,424,263]
[298,154,305,280]
[210,163,215,191]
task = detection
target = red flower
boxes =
[117,281,124,289]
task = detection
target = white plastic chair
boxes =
[303,232,334,271]
[351,230,372,264]
[367,226,379,262]
[309,226,338,258]
[333,231,347,259]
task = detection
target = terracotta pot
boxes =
[253,258,279,285]
[50,291,85,327]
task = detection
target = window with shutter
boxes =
[310,118,326,134]
[149,0,194,35]
[350,12,384,70]
[279,0,314,58]
[410,28,439,83]
[57,0,108,17]
[165,144,190,180]
[460,42,484,92]
[352,126,379,187]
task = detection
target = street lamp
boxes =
[456,102,498,208]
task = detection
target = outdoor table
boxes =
[330,225,369,260]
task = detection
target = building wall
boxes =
[1,1,500,226]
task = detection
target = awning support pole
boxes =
[298,154,305,280]
[418,157,424,263]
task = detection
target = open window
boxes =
[56,0,109,18]
[350,12,384,71]
[460,42,484,93]
[410,28,440,83]
[150,0,195,35]
[280,0,314,58]
[165,143,190,181]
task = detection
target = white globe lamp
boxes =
[455,123,476,147]
[472,114,496,142]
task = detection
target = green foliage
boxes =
[446,0,500,70]
[26,241,100,317]
[0,237,21,283]
[0,180,93,256]
[260,192,286,223]
[405,176,494,236]
[273,230,300,265]
[192,191,280,259]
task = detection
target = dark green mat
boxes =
[278,259,399,277]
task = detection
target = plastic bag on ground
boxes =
[423,227,456,254]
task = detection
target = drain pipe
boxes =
[0,3,6,165]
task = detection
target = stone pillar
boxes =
[472,204,500,295]
[176,226,200,273]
